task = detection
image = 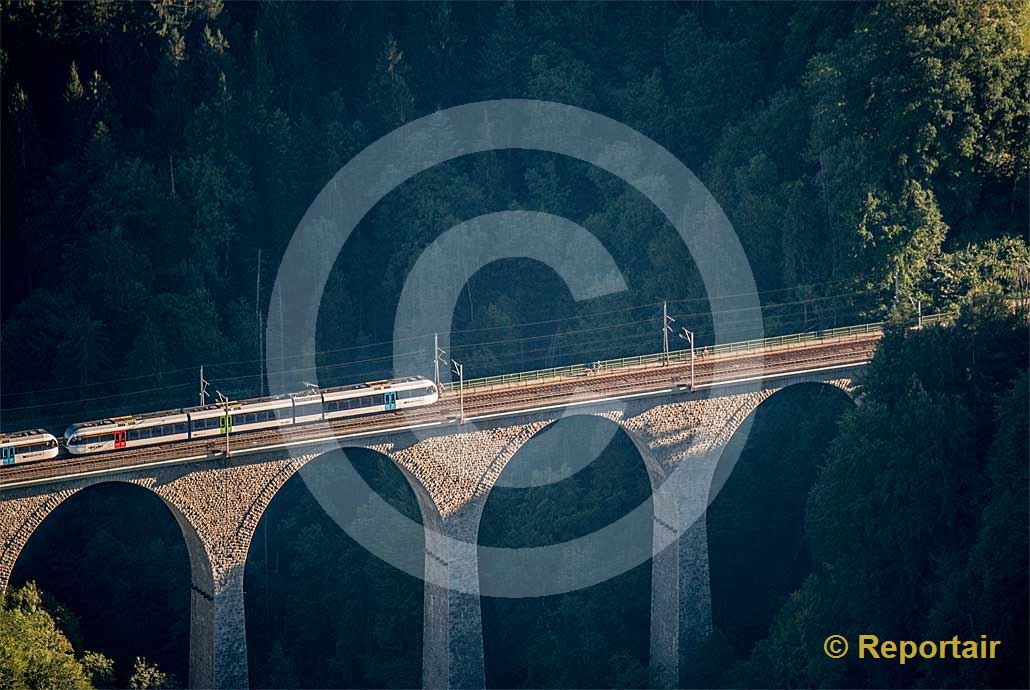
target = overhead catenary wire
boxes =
[1,288,885,421]
[1,281,882,400]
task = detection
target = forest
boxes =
[1,1,1027,689]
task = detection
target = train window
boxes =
[175,423,187,434]
[128,430,140,441]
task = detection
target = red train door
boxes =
[114,430,127,449]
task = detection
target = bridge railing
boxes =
[449,312,953,393]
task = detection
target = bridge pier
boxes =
[645,452,718,688]
[188,564,249,690]
[423,505,485,689]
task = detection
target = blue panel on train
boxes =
[384,391,397,411]
[1,447,14,465]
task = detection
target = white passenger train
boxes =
[53,376,438,457]
[0,429,61,466]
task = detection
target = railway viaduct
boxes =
[0,362,862,690]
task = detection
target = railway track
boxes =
[0,334,879,488]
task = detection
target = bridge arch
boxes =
[706,379,856,511]
[6,479,205,686]
[698,381,855,684]
[2,478,212,596]
[478,413,657,688]
[241,446,439,689]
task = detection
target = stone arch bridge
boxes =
[0,367,860,689]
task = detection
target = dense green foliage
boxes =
[0,583,94,690]
[0,583,177,689]
[728,295,1028,689]
[1,1,1026,432]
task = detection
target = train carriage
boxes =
[321,376,438,421]
[184,394,294,440]
[0,429,60,465]
[65,410,190,455]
